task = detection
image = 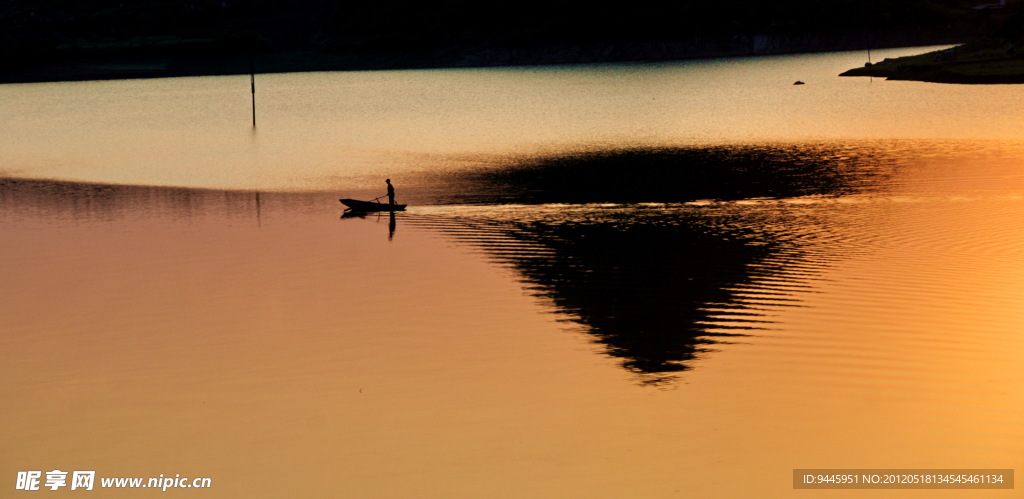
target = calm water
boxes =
[2,47,1023,497]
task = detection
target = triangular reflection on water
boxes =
[409,207,819,386]
[407,144,887,384]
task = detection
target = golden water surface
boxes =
[2,47,1023,497]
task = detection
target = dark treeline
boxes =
[327,0,978,49]
[0,0,1000,78]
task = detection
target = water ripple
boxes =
[406,202,838,384]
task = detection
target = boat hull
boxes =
[340,198,407,212]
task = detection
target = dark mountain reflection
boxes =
[413,144,888,384]
[413,209,812,385]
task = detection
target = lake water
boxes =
[2,47,1023,497]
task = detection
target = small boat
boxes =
[339,198,407,212]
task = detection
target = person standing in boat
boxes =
[385,178,396,206]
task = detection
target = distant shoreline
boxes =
[2,34,963,85]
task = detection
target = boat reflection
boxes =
[341,210,398,241]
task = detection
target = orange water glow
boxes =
[3,47,1024,497]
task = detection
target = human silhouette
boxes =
[385,179,396,206]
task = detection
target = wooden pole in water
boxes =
[250,57,257,127]
[255,191,262,227]
[864,26,874,82]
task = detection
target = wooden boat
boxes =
[339,198,407,212]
